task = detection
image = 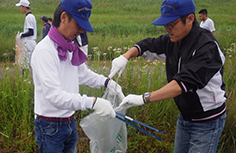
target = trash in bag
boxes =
[80,80,127,153]
[15,31,26,69]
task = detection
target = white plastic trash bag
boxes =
[80,87,127,153]
[15,31,26,69]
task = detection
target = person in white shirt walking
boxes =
[198,9,215,35]
[15,0,37,69]
[31,0,122,152]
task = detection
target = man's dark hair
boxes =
[198,9,208,16]
[52,5,73,27]
[48,17,52,22]
[21,5,30,9]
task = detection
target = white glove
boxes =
[16,31,23,40]
[20,32,23,38]
[108,55,128,79]
[107,79,122,95]
[118,94,145,110]
[92,98,116,118]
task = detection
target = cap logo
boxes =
[78,7,91,18]
[161,5,175,15]
[78,7,91,12]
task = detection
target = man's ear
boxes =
[186,14,195,26]
[60,11,67,23]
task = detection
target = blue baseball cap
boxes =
[60,0,94,32]
[152,0,196,26]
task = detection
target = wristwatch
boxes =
[143,92,151,103]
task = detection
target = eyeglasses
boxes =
[163,19,181,30]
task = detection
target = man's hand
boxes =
[16,31,23,39]
[118,94,145,110]
[108,55,128,79]
[92,98,116,118]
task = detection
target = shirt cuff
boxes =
[85,97,94,109]
[133,44,142,56]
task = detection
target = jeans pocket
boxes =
[42,122,58,136]
[34,119,41,146]
[34,118,40,130]
[220,112,227,120]
[219,112,226,129]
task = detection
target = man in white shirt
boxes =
[31,0,121,152]
[16,0,37,69]
[198,9,215,35]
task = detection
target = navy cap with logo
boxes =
[60,0,94,32]
[152,0,196,26]
[40,16,48,22]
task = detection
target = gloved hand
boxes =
[107,79,122,95]
[16,31,23,39]
[118,94,145,110]
[92,97,116,118]
[108,55,128,79]
[20,32,23,38]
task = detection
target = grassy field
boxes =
[0,0,236,152]
[1,0,236,60]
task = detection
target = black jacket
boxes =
[135,20,226,121]
[42,23,51,39]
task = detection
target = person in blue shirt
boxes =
[40,16,51,39]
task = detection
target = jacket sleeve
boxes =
[173,41,225,92]
[134,34,170,56]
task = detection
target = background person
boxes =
[47,17,53,25]
[31,0,122,152]
[15,0,37,69]
[74,31,89,55]
[199,9,215,35]
[40,15,51,39]
[110,0,226,152]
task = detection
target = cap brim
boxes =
[151,15,180,26]
[15,3,21,6]
[16,3,29,7]
[73,15,94,32]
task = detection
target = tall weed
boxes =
[0,62,36,152]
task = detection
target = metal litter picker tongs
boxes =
[109,74,166,141]
[115,112,166,141]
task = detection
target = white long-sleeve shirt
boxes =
[31,36,107,118]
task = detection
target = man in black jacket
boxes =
[109,0,226,152]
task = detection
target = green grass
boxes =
[1,0,236,152]
[1,0,236,60]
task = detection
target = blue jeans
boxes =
[34,117,78,153]
[174,112,226,153]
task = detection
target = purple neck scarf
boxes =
[48,26,87,66]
